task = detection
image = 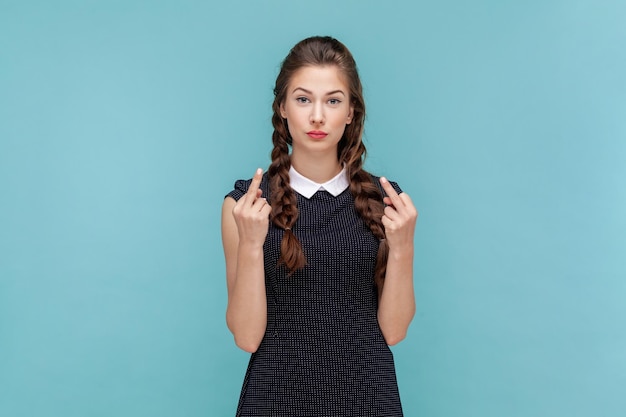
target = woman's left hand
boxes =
[379,177,418,251]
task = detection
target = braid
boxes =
[268,107,306,274]
[344,142,388,292]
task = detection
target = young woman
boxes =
[221,36,417,416]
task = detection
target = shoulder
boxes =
[224,172,271,201]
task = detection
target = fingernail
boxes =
[256,168,262,175]
[380,177,387,183]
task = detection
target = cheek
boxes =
[333,112,351,127]
[283,105,300,123]
[284,118,297,139]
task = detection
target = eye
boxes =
[296,97,310,104]
[328,98,342,105]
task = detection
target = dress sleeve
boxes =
[224,173,270,202]
[225,179,252,202]
[386,180,402,196]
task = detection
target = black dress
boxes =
[227,174,404,417]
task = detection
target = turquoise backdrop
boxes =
[1,1,624,416]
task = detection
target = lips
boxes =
[307,130,328,139]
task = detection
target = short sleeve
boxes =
[225,179,252,202]
[387,180,402,196]
[224,173,270,202]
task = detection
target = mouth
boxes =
[307,130,328,139]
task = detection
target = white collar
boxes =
[289,165,350,199]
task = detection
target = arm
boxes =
[376,177,418,345]
[221,169,272,352]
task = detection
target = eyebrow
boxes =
[292,87,346,97]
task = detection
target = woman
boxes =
[221,36,417,416]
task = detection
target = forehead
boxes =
[288,65,349,92]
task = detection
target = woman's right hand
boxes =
[231,168,272,248]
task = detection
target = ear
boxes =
[346,104,354,125]
[280,102,287,119]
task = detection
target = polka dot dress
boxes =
[227,174,404,416]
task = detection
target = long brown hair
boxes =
[268,36,389,290]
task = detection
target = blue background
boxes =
[1,1,624,416]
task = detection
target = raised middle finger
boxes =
[245,168,263,205]
[380,177,404,208]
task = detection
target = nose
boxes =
[310,102,325,125]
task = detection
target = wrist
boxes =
[387,245,414,261]
[238,241,265,254]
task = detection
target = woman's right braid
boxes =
[268,111,306,274]
[346,144,389,292]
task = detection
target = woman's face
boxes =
[280,65,354,159]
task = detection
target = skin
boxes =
[377,176,418,345]
[280,65,354,181]
[221,65,417,352]
[222,168,271,352]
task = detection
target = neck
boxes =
[290,152,342,183]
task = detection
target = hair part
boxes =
[268,36,389,290]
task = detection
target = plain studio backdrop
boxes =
[1,1,624,416]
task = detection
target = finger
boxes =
[383,205,400,221]
[398,192,414,207]
[398,193,418,218]
[260,202,273,217]
[380,177,404,208]
[244,168,263,204]
[381,214,392,229]
[399,193,419,218]
[252,196,269,212]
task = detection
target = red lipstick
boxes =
[307,130,328,139]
